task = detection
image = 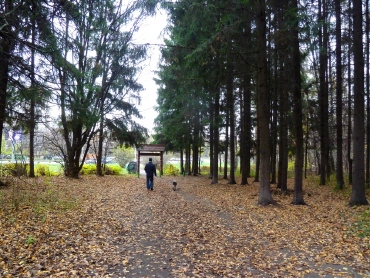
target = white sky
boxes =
[134,10,168,134]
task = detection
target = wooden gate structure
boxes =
[137,144,166,176]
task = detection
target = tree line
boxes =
[0,0,159,178]
[153,0,369,206]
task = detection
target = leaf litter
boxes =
[0,175,369,277]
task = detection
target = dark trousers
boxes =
[146,176,154,189]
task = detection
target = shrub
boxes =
[1,163,28,177]
[81,164,96,175]
[104,165,123,175]
[35,164,52,176]
[164,164,180,176]
[80,164,123,175]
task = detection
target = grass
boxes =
[347,209,370,240]
[26,235,36,245]
[355,209,370,238]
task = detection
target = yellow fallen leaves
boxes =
[0,175,369,277]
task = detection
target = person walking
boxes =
[144,157,157,190]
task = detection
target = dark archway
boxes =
[137,144,166,176]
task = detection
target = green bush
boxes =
[104,165,123,175]
[35,164,52,176]
[164,164,180,176]
[0,163,28,176]
[81,164,96,175]
[80,164,123,175]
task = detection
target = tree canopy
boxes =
[154,0,369,206]
[0,0,159,177]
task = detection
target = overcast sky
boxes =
[133,10,168,134]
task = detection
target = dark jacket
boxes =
[144,161,157,178]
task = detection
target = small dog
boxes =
[172,180,177,191]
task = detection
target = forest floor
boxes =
[0,174,369,277]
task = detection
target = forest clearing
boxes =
[0,175,369,277]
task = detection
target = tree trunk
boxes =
[0,0,13,158]
[227,63,236,184]
[180,149,184,174]
[186,142,191,175]
[254,121,260,183]
[335,0,344,189]
[209,103,214,179]
[211,89,220,184]
[96,116,104,176]
[223,110,229,179]
[192,111,200,176]
[29,2,37,178]
[277,58,288,191]
[228,104,236,184]
[59,18,90,178]
[319,0,329,185]
[240,71,251,185]
[304,87,310,178]
[239,82,245,181]
[290,0,306,205]
[256,0,275,205]
[348,0,353,185]
[366,0,370,187]
[349,0,369,206]
[276,0,288,191]
[270,44,278,185]
[240,10,252,185]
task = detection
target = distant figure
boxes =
[144,157,157,191]
[173,180,177,191]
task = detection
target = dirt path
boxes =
[107,176,259,277]
[103,175,368,277]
